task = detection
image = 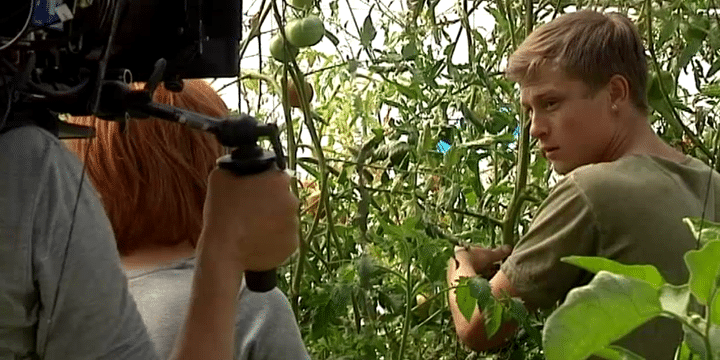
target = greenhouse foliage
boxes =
[229,0,720,358]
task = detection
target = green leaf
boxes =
[357,255,374,289]
[460,102,484,131]
[702,84,720,98]
[683,217,720,246]
[360,13,376,47]
[711,323,720,357]
[561,256,666,289]
[678,38,703,70]
[455,278,477,322]
[658,284,691,318]
[543,271,663,360]
[401,40,418,60]
[347,58,358,73]
[713,289,720,326]
[507,297,543,346]
[593,345,646,360]
[684,240,720,305]
[468,277,493,308]
[683,320,708,360]
[707,59,720,78]
[484,299,504,338]
[658,19,679,46]
[419,122,433,153]
[674,340,693,360]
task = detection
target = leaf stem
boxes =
[661,310,713,360]
[706,286,719,359]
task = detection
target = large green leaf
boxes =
[684,240,720,305]
[561,256,666,289]
[593,345,645,360]
[543,271,663,360]
[683,217,720,246]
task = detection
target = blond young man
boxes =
[447,10,720,359]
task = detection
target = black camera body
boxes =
[1,0,284,292]
[0,0,240,116]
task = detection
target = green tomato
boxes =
[285,15,325,48]
[290,0,313,10]
[269,34,298,62]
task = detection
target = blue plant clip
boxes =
[437,140,451,154]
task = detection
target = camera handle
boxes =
[213,116,286,293]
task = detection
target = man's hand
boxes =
[199,167,300,271]
[449,245,512,281]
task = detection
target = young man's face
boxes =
[520,65,616,175]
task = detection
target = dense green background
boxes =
[231,0,720,358]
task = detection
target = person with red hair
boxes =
[65,79,309,359]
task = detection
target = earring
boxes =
[611,104,618,113]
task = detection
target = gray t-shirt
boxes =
[0,126,157,359]
[125,259,310,360]
[501,154,720,360]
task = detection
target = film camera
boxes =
[1,0,283,291]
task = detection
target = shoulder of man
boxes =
[559,155,668,202]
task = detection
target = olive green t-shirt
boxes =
[500,154,720,360]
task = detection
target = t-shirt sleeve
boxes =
[500,175,600,310]
[29,131,157,359]
[234,286,310,360]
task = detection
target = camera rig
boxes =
[0,0,282,292]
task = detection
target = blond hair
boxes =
[506,10,648,114]
[65,80,227,255]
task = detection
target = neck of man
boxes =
[602,111,686,164]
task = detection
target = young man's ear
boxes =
[607,74,631,108]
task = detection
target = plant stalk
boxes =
[397,255,413,360]
[502,0,534,246]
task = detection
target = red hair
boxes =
[66,80,227,255]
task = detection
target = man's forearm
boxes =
[447,260,514,351]
[169,230,244,360]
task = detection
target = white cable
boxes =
[0,0,35,51]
